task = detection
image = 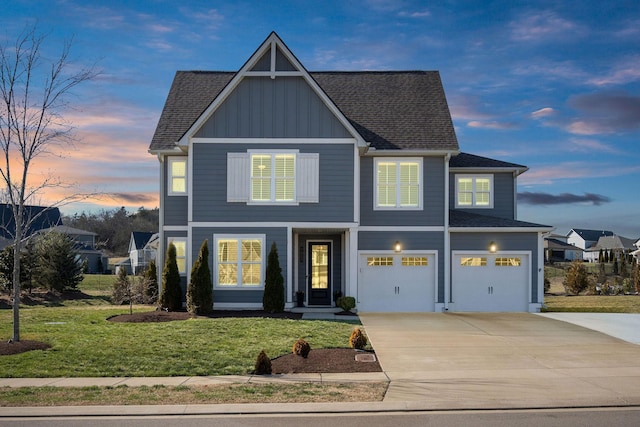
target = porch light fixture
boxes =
[394,241,402,253]
[489,241,497,253]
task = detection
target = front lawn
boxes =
[0,305,358,377]
[543,295,640,313]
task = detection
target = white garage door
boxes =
[358,253,436,312]
[452,252,530,312]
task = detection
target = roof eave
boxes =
[449,226,554,233]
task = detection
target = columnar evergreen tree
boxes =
[159,243,182,311]
[186,240,213,315]
[262,241,284,312]
[620,253,629,278]
[143,260,158,303]
[598,249,604,263]
[634,261,640,294]
[604,250,609,263]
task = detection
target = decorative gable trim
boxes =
[178,32,366,148]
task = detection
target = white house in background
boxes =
[128,232,158,274]
[566,228,614,261]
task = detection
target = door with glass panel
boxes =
[307,242,331,305]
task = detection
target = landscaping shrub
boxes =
[292,338,311,358]
[143,260,158,303]
[337,296,356,312]
[349,327,368,350]
[186,240,213,315]
[254,350,272,375]
[263,242,284,313]
[34,231,83,292]
[159,243,182,311]
[563,260,591,295]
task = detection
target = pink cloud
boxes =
[531,107,555,118]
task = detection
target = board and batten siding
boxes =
[450,232,540,302]
[358,231,445,303]
[449,172,515,219]
[191,143,355,223]
[191,226,288,304]
[194,77,351,139]
[360,156,445,226]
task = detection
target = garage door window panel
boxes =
[460,257,486,266]
[367,256,393,266]
[495,257,522,266]
[402,257,428,266]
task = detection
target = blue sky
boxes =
[4,0,640,238]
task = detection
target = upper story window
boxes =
[251,153,295,202]
[168,158,187,195]
[455,175,493,208]
[167,237,187,275]
[374,158,422,210]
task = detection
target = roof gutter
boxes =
[363,148,460,157]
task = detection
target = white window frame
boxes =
[213,234,266,289]
[455,174,494,208]
[249,150,297,205]
[167,157,187,196]
[167,237,187,275]
[374,157,423,210]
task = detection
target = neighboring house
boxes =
[632,238,640,260]
[566,228,614,261]
[148,32,552,313]
[0,203,62,250]
[44,225,106,274]
[584,234,637,262]
[544,237,583,262]
[128,231,158,274]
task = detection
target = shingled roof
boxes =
[449,210,551,229]
[450,152,527,170]
[149,70,459,152]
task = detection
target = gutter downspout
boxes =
[443,152,451,311]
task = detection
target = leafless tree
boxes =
[0,25,97,341]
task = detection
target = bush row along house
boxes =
[149,32,553,313]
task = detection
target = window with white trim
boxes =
[168,158,187,195]
[227,151,319,204]
[215,235,264,288]
[375,158,422,209]
[167,237,187,274]
[455,175,493,208]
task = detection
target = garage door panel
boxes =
[452,253,529,312]
[359,254,436,312]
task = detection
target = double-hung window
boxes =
[455,175,493,208]
[167,237,187,274]
[251,153,295,202]
[215,235,264,288]
[375,158,422,209]
[168,158,187,195]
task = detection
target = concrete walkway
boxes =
[359,312,640,409]
[538,312,640,345]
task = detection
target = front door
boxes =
[308,242,332,305]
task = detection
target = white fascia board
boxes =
[358,226,444,232]
[149,147,185,158]
[191,138,356,145]
[190,221,358,229]
[449,226,555,233]
[449,166,529,175]
[364,149,459,157]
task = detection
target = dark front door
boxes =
[308,242,331,305]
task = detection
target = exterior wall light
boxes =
[489,241,497,253]
[394,241,402,252]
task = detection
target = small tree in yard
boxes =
[143,260,158,303]
[634,261,640,294]
[112,266,133,314]
[34,231,83,292]
[159,243,182,311]
[563,260,590,295]
[598,249,604,263]
[262,241,284,313]
[186,240,213,315]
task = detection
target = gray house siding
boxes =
[191,226,288,304]
[296,234,343,300]
[163,230,188,300]
[194,77,351,139]
[191,143,355,223]
[358,231,445,303]
[162,157,188,226]
[450,172,515,219]
[450,232,540,302]
[360,156,445,226]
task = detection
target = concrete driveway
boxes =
[359,313,640,409]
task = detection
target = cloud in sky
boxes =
[518,192,611,206]
[467,120,516,130]
[509,10,583,41]
[567,92,640,135]
[531,107,555,118]
[519,162,640,186]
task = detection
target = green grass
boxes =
[543,295,640,313]
[78,274,116,295]
[0,305,359,378]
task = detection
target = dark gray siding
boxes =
[449,172,515,219]
[162,157,188,226]
[296,234,343,299]
[192,143,355,223]
[194,77,351,139]
[450,232,540,302]
[191,226,288,304]
[162,230,188,301]
[360,156,445,226]
[358,231,445,303]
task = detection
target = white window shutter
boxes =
[297,153,319,203]
[227,153,249,202]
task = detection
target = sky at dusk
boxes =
[4,0,640,238]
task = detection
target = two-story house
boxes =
[148,32,552,313]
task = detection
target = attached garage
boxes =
[451,251,530,312]
[357,252,437,312]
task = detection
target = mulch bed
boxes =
[0,340,51,356]
[270,348,381,374]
